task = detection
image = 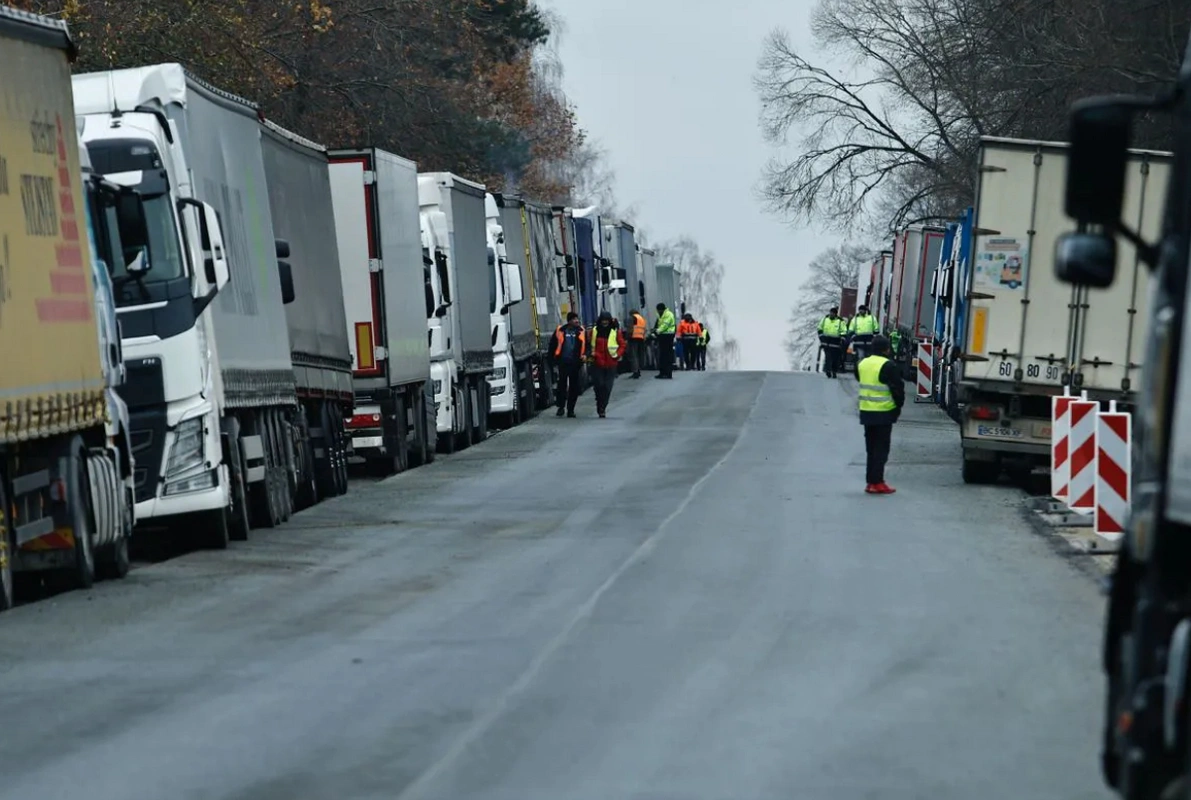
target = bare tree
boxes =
[785,244,868,370]
[754,0,1189,236]
[654,237,741,370]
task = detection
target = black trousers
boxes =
[628,339,645,377]
[820,338,842,375]
[864,423,893,484]
[657,334,675,377]
[555,361,582,412]
[682,336,698,370]
[696,344,707,371]
[590,365,617,412]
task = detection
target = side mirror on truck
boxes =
[1055,94,1162,288]
[502,262,523,310]
[275,238,291,259]
[556,266,576,292]
[178,198,231,312]
[277,261,296,304]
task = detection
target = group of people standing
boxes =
[549,302,708,419]
[816,304,879,378]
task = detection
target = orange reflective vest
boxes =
[630,313,647,340]
[552,325,586,360]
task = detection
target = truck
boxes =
[492,193,554,413]
[888,225,946,375]
[601,219,638,324]
[1052,53,1191,800]
[839,286,858,320]
[418,173,492,449]
[0,7,141,608]
[552,207,581,323]
[326,148,434,472]
[655,263,683,318]
[484,192,528,427]
[955,136,1169,484]
[261,122,353,497]
[570,210,600,325]
[930,208,975,420]
[74,63,301,545]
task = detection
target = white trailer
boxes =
[957,136,1170,482]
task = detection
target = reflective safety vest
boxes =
[553,325,586,360]
[656,308,677,334]
[592,327,620,367]
[819,316,846,336]
[857,355,896,412]
[850,314,878,335]
[630,313,647,340]
[698,329,709,345]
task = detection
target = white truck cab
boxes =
[485,194,525,425]
[421,209,461,450]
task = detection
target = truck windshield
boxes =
[109,192,187,289]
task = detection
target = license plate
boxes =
[352,436,384,449]
[1033,423,1053,439]
[977,425,1023,439]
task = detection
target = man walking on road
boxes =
[654,302,676,379]
[627,309,648,379]
[857,335,904,494]
[588,311,622,418]
[551,312,586,418]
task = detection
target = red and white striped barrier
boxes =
[915,342,933,402]
[1096,402,1131,541]
[1050,390,1072,501]
[1067,397,1098,515]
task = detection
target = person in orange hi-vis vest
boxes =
[678,314,700,372]
[550,312,586,418]
[626,308,648,379]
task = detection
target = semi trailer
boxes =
[74,63,302,546]
[888,225,945,374]
[484,193,528,427]
[327,148,434,472]
[0,7,142,607]
[260,123,353,498]
[956,136,1169,483]
[418,173,493,449]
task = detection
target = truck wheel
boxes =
[196,508,230,550]
[249,414,281,529]
[455,385,471,451]
[65,443,96,591]
[224,417,251,541]
[315,403,338,497]
[0,476,14,611]
[962,456,999,485]
[332,409,350,496]
[475,380,490,442]
[97,480,132,581]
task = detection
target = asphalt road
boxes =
[0,371,1111,800]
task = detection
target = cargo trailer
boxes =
[0,8,142,606]
[261,122,353,499]
[956,137,1170,483]
[328,149,434,471]
[418,173,493,448]
[492,194,549,413]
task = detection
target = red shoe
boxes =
[876,483,896,494]
[865,484,880,494]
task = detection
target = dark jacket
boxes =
[859,359,905,426]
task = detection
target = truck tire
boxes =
[223,417,251,541]
[249,413,281,529]
[195,507,230,550]
[455,384,471,451]
[372,398,409,476]
[331,408,349,496]
[64,441,96,591]
[473,379,489,443]
[962,456,999,485]
[92,451,131,580]
[97,488,133,581]
[0,475,13,611]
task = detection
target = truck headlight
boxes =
[433,379,443,396]
[490,367,507,381]
[165,417,205,479]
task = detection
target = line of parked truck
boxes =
[0,6,690,611]
[848,135,1169,484]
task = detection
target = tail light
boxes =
[347,413,382,429]
[968,404,999,421]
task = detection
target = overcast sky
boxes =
[545,0,825,371]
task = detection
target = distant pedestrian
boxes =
[817,306,846,378]
[848,305,879,373]
[588,311,622,418]
[678,313,700,371]
[696,323,709,371]
[551,312,586,418]
[857,335,905,494]
[654,302,676,379]
[627,308,648,378]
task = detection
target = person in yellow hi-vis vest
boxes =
[848,304,879,374]
[857,335,905,494]
[654,303,677,379]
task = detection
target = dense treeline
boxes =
[756,0,1187,234]
[16,0,586,202]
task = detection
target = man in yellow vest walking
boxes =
[857,335,905,494]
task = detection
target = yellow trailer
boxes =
[0,5,138,609]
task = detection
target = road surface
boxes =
[0,372,1111,800]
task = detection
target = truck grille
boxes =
[118,357,166,410]
[128,409,168,504]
